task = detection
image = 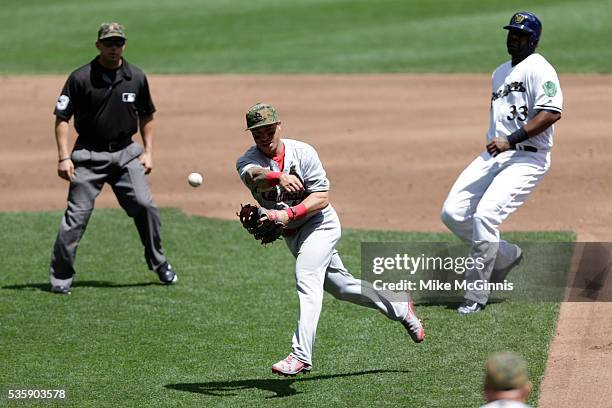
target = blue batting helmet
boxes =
[503,11,542,49]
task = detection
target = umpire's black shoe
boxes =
[51,285,71,294]
[50,275,73,294]
[457,300,485,315]
[156,263,178,285]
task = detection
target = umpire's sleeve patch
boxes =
[56,95,69,111]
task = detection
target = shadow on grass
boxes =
[2,280,160,292]
[165,369,409,399]
[415,298,506,310]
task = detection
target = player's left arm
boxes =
[265,191,329,225]
[136,74,156,174]
[522,109,561,135]
[487,109,561,156]
[139,114,154,174]
[298,191,329,214]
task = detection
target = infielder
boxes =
[480,352,533,408]
[441,12,562,314]
[236,103,424,376]
[49,23,176,294]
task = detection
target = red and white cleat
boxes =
[271,354,312,377]
[401,300,425,343]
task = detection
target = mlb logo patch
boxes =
[122,93,136,103]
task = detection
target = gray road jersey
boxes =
[236,138,334,229]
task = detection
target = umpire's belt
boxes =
[512,145,538,153]
[78,138,133,152]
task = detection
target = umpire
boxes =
[49,22,176,294]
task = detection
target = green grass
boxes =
[0,209,573,407]
[1,0,611,74]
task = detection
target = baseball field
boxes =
[1,1,611,407]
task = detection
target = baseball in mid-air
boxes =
[187,172,203,187]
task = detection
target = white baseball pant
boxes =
[283,207,408,366]
[440,150,550,304]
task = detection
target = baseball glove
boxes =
[237,204,284,245]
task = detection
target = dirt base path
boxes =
[1,74,610,407]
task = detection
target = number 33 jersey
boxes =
[487,53,563,150]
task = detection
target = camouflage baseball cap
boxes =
[245,103,280,130]
[484,352,529,391]
[98,22,126,40]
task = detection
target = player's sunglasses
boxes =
[100,38,126,48]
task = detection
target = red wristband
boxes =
[284,208,294,220]
[290,203,308,220]
[265,171,282,186]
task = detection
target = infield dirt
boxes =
[1,74,610,407]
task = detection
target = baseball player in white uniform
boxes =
[440,12,563,314]
[236,103,424,376]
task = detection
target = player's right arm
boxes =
[243,166,303,193]
[55,118,74,181]
[487,109,562,156]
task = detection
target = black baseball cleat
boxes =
[156,263,178,285]
[50,275,73,294]
[457,300,485,315]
